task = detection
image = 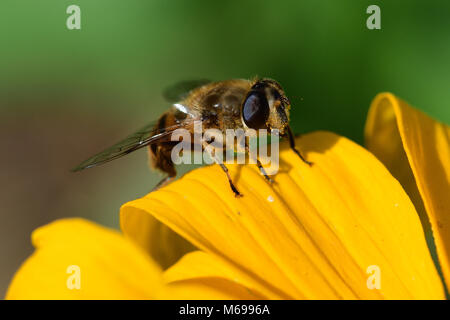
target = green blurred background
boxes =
[1,0,449,296]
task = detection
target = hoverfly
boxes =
[72,78,311,197]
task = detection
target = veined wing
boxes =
[71,118,196,172]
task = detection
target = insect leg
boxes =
[245,144,274,184]
[203,142,242,197]
[256,159,274,184]
[152,176,175,191]
[219,163,242,197]
[287,125,313,166]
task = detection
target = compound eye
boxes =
[242,90,270,129]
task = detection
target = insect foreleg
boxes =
[256,158,274,184]
[287,126,313,166]
[202,141,242,197]
[245,144,274,184]
[152,175,175,191]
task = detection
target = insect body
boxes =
[72,78,311,197]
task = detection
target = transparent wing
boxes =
[71,118,196,172]
[162,79,212,102]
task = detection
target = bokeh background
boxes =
[1,0,449,296]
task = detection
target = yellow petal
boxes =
[164,251,272,299]
[165,278,264,300]
[121,212,196,269]
[121,131,445,299]
[6,218,165,299]
[365,93,450,289]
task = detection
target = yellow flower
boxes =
[6,93,450,299]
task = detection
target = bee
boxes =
[72,78,311,197]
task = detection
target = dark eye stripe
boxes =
[276,105,288,124]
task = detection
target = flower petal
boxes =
[164,251,274,299]
[6,218,165,299]
[121,212,196,269]
[121,131,445,299]
[365,93,450,289]
[165,278,264,300]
